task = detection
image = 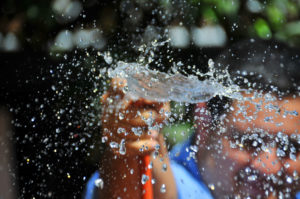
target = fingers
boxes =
[100,77,171,157]
[101,78,127,105]
[119,107,167,127]
[106,132,160,157]
[102,100,170,127]
[102,121,159,142]
[111,78,127,90]
[126,139,158,156]
[102,123,147,140]
[104,129,160,156]
[101,78,170,125]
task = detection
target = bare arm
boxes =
[151,133,177,199]
[98,78,177,199]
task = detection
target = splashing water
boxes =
[107,59,242,103]
[97,40,300,199]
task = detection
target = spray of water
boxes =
[106,56,242,104]
[95,39,300,199]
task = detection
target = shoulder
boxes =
[296,192,300,199]
[170,140,214,199]
[83,172,100,199]
[170,161,214,199]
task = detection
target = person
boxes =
[84,39,300,199]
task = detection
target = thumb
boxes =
[125,139,159,157]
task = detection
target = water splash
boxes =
[107,59,242,103]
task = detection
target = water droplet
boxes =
[148,161,153,169]
[264,116,273,122]
[141,174,149,185]
[151,178,156,184]
[284,162,290,169]
[104,52,113,64]
[190,145,198,152]
[289,153,296,161]
[80,138,86,143]
[102,136,108,143]
[95,178,104,189]
[208,184,215,190]
[109,141,119,149]
[247,175,257,181]
[119,112,124,120]
[119,139,126,155]
[245,167,251,174]
[252,141,258,147]
[286,176,293,184]
[162,163,167,172]
[160,184,166,193]
[164,111,171,118]
[277,148,286,157]
[131,127,143,136]
[117,127,125,134]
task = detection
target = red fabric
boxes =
[142,155,153,199]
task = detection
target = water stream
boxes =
[108,59,242,103]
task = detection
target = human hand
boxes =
[101,78,170,157]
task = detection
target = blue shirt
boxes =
[169,140,214,199]
[84,140,300,199]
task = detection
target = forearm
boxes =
[99,78,174,198]
[151,135,177,199]
[98,138,177,199]
[99,149,144,199]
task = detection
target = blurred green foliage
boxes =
[185,0,300,45]
[162,122,194,146]
[2,0,300,51]
[254,18,272,39]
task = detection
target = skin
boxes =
[197,93,300,199]
[98,78,177,199]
